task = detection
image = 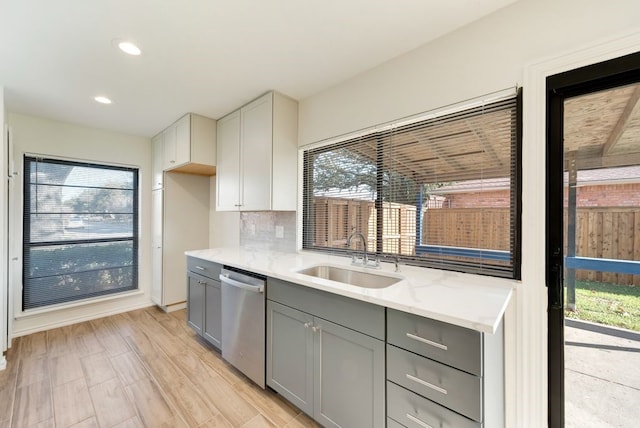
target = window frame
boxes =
[22,155,140,310]
[301,90,522,279]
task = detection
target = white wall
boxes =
[300,0,640,145]
[8,113,154,337]
[297,0,640,426]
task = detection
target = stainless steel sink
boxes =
[295,264,402,289]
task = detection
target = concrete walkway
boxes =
[565,320,640,427]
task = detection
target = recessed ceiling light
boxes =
[118,41,141,56]
[94,96,112,104]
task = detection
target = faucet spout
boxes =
[346,230,369,265]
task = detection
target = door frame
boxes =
[546,52,640,427]
[517,31,640,427]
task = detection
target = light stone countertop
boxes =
[185,247,516,334]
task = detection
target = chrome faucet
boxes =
[346,230,367,264]
[346,229,379,267]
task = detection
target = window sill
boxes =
[15,288,144,319]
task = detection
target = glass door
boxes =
[563,84,640,427]
[547,52,640,428]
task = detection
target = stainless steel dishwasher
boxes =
[219,267,266,388]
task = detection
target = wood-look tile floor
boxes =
[0,307,321,428]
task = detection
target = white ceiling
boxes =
[0,0,517,137]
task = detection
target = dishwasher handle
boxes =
[219,274,264,293]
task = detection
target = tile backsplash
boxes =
[240,211,297,251]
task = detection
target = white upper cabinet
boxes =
[157,113,217,178]
[162,120,178,169]
[216,91,298,211]
[240,94,273,211]
[216,111,241,210]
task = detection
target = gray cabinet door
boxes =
[266,301,314,415]
[313,318,385,428]
[203,280,222,349]
[187,274,204,335]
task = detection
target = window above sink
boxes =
[301,89,522,280]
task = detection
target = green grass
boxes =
[565,280,640,331]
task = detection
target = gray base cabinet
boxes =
[188,267,505,427]
[266,279,385,428]
[186,257,222,350]
[386,308,504,428]
[267,301,315,414]
[313,316,384,428]
[187,274,205,335]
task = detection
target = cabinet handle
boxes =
[405,413,434,428]
[405,373,448,395]
[311,326,320,333]
[304,322,312,329]
[406,332,448,351]
[170,160,175,163]
[195,266,205,271]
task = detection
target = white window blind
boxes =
[302,91,521,278]
[23,156,139,309]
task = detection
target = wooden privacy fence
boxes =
[422,208,511,251]
[310,197,416,255]
[564,207,640,285]
[312,197,640,285]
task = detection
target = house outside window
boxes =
[302,91,522,279]
[23,156,139,310]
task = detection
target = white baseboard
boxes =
[0,355,6,371]
[11,301,155,338]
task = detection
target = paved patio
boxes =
[565,319,640,427]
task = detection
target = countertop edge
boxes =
[186,248,515,335]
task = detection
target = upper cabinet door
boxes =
[241,92,273,211]
[214,91,297,212]
[152,133,164,190]
[174,114,191,168]
[162,124,177,170]
[216,110,242,211]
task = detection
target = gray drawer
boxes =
[387,381,480,428]
[387,344,482,422]
[387,309,482,375]
[187,257,221,280]
[267,277,385,340]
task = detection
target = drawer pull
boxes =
[406,373,448,395]
[406,332,448,351]
[195,266,205,271]
[406,413,434,428]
